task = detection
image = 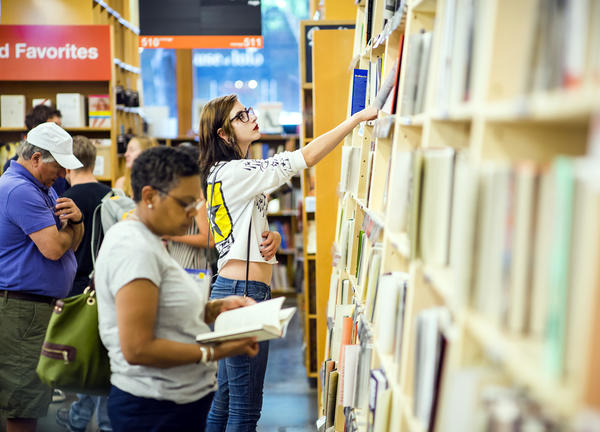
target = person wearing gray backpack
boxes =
[56,135,114,432]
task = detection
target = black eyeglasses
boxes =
[230,107,255,123]
[153,186,204,213]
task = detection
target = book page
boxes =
[214,296,284,333]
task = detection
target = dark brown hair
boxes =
[197,94,244,189]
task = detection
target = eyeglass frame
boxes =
[229,107,255,123]
[152,186,204,213]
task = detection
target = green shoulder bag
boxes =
[36,286,111,395]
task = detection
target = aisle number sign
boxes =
[139,35,263,49]
[0,25,111,81]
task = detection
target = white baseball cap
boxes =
[26,122,83,169]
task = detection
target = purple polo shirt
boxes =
[0,161,76,298]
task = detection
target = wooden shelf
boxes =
[386,230,410,258]
[411,0,437,13]
[483,88,600,124]
[464,311,578,417]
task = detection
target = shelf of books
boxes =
[299,19,356,380]
[0,0,143,184]
[319,0,600,431]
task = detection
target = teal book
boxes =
[545,157,574,378]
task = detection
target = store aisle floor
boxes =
[257,295,318,432]
[14,295,316,432]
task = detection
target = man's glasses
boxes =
[153,187,204,213]
[230,107,255,123]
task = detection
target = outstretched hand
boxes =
[356,106,379,122]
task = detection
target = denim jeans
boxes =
[70,394,111,431]
[107,385,214,432]
[206,276,271,432]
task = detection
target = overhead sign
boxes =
[0,25,111,81]
[139,0,262,49]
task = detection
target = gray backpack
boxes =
[90,188,136,266]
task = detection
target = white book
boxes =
[507,163,538,334]
[414,31,433,114]
[419,148,455,266]
[400,33,423,116]
[345,218,356,272]
[530,167,553,337]
[196,297,295,343]
[413,308,443,427]
[374,273,403,355]
[473,163,511,325]
[386,150,412,233]
[1,95,26,127]
[563,0,589,87]
[339,146,353,193]
[349,147,361,196]
[448,0,474,108]
[448,152,477,308]
[342,344,361,407]
[32,98,51,108]
[434,0,457,115]
[57,93,86,127]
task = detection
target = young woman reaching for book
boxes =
[198,94,377,430]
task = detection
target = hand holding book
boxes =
[197,297,296,344]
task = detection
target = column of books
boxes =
[318,0,600,431]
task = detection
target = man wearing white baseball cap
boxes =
[0,121,84,431]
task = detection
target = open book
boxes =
[196,297,296,344]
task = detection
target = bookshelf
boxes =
[0,0,143,184]
[299,19,356,380]
[320,0,600,431]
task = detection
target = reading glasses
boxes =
[230,107,255,123]
[153,186,204,213]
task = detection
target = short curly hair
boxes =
[130,146,200,202]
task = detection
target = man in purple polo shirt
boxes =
[0,122,84,432]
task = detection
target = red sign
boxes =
[0,25,111,81]
[139,35,263,49]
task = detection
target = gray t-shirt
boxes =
[96,219,217,404]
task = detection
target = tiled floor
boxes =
[3,296,317,432]
[257,296,318,432]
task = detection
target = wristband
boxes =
[70,215,84,225]
[209,345,215,362]
[197,346,208,364]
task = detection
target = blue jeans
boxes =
[107,385,214,432]
[206,276,271,432]
[70,394,111,431]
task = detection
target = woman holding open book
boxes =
[198,94,377,431]
[94,146,259,432]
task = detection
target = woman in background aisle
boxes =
[114,136,157,197]
[198,94,377,431]
[95,146,259,432]
[162,145,214,272]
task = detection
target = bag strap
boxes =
[244,219,251,297]
[90,190,115,271]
